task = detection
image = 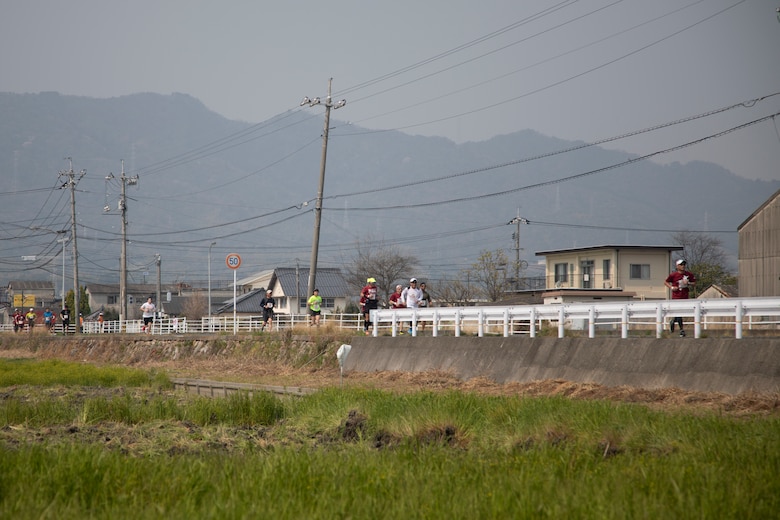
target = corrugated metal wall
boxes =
[739,193,780,297]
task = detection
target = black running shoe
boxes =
[679,330,686,337]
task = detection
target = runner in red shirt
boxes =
[360,278,378,333]
[665,259,696,336]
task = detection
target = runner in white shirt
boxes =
[140,297,156,334]
[401,278,423,334]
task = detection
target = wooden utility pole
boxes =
[59,158,85,333]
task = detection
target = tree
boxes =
[466,249,510,302]
[671,231,735,295]
[65,286,90,317]
[671,231,728,268]
[181,290,207,320]
[434,275,477,307]
[691,263,737,295]
[343,236,419,304]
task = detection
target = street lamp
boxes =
[57,234,69,301]
[208,241,216,332]
[300,78,346,297]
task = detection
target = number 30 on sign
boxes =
[225,253,241,270]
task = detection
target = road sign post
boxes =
[226,254,241,334]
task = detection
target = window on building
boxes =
[554,263,568,283]
[629,264,651,280]
[581,260,594,289]
[603,259,611,280]
[108,295,117,305]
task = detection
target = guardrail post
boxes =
[656,303,663,339]
[694,301,702,338]
[621,305,628,339]
[558,306,565,338]
[477,309,484,337]
[411,311,417,337]
[432,310,439,337]
[588,306,595,338]
[503,308,509,337]
[529,307,536,338]
[455,309,461,337]
[735,301,743,339]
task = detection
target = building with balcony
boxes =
[535,245,684,303]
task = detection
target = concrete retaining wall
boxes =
[345,337,780,394]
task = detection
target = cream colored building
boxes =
[535,245,684,302]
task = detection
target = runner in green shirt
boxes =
[307,288,322,327]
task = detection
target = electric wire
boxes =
[346,0,706,127]
[328,111,780,211]
[326,93,780,201]
[342,0,749,137]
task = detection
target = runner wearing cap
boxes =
[401,278,423,334]
[25,308,36,333]
[360,277,378,333]
[665,259,696,336]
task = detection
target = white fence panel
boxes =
[371,297,780,339]
[4,298,778,339]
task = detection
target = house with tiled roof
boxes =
[234,267,349,315]
[213,288,267,316]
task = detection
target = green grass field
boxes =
[1,359,778,519]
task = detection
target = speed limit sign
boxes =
[225,253,242,270]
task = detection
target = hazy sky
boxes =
[2,0,780,181]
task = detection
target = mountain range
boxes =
[1,92,776,287]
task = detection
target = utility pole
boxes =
[300,79,347,298]
[156,254,161,321]
[296,259,300,318]
[59,158,85,333]
[208,241,216,332]
[105,161,138,331]
[508,211,529,291]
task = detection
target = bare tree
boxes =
[342,236,419,304]
[434,275,476,307]
[467,249,510,302]
[671,231,728,268]
[180,290,207,320]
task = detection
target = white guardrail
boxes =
[2,298,778,339]
[0,314,365,335]
[371,297,780,339]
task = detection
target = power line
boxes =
[326,111,780,212]
[341,0,748,137]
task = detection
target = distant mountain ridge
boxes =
[0,92,775,285]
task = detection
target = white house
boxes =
[234,267,349,315]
